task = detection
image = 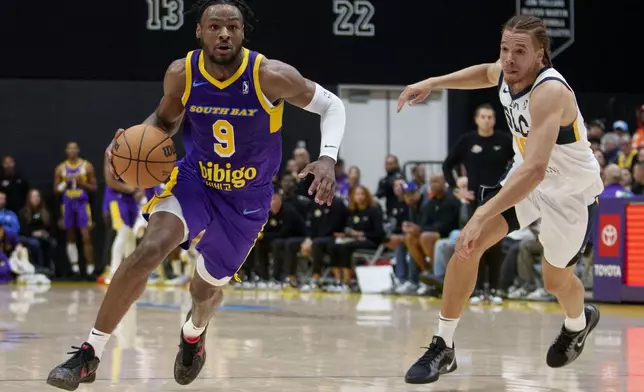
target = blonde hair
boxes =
[503,15,552,66]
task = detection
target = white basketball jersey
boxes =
[498,67,603,199]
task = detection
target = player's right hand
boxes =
[106,128,125,179]
[397,82,432,112]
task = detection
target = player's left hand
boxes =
[455,216,484,260]
[299,156,336,206]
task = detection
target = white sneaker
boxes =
[525,287,552,301]
[165,275,190,286]
[300,281,319,292]
[395,281,419,295]
[469,292,485,305]
[508,287,531,299]
[490,294,503,305]
[256,281,269,290]
[416,283,432,296]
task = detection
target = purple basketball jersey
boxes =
[181,48,283,192]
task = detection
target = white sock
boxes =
[110,227,136,276]
[182,317,206,340]
[87,328,111,359]
[436,313,460,347]
[564,310,587,333]
[67,243,79,264]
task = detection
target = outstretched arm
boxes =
[473,81,567,222]
[260,59,346,205]
[398,61,502,111]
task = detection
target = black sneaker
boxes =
[405,336,457,384]
[546,304,600,368]
[174,310,208,385]
[46,343,100,391]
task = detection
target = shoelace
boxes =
[552,328,575,352]
[180,339,199,366]
[416,345,444,368]
[62,346,87,369]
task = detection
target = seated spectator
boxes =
[392,180,423,294]
[601,132,620,164]
[419,176,472,292]
[506,222,542,299]
[251,192,306,289]
[0,156,30,214]
[19,189,56,272]
[328,185,384,292]
[0,223,20,283]
[617,134,637,171]
[376,155,405,218]
[404,174,460,293]
[588,137,601,152]
[621,168,633,190]
[498,224,537,295]
[411,164,429,195]
[631,105,644,149]
[281,174,311,219]
[296,196,348,291]
[601,164,633,198]
[337,164,361,202]
[0,191,20,235]
[632,162,644,195]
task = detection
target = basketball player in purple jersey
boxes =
[47,0,346,389]
[53,142,96,277]
[102,157,143,284]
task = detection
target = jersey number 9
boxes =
[213,120,236,158]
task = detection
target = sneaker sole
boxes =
[46,373,95,391]
[404,359,458,384]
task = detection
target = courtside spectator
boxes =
[328,185,384,292]
[376,155,405,217]
[19,189,56,272]
[0,191,19,235]
[601,164,633,197]
[632,162,644,194]
[0,156,30,213]
[631,105,644,149]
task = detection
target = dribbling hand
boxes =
[397,82,433,112]
[106,129,125,179]
[299,156,336,206]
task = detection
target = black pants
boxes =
[20,236,57,271]
[274,237,305,279]
[499,238,520,291]
[476,241,503,291]
[331,240,378,268]
[311,237,335,275]
[252,237,275,281]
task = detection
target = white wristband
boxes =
[303,83,346,161]
[57,182,67,192]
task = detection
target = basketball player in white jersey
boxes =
[397,15,602,384]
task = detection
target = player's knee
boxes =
[126,239,167,275]
[420,231,439,242]
[190,279,224,304]
[542,268,572,295]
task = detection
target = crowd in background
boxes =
[1,104,643,303]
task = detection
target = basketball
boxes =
[111,124,176,188]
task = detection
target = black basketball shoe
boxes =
[46,343,100,391]
[174,310,208,385]
[405,336,457,384]
[547,304,600,368]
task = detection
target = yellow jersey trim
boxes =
[253,54,284,133]
[181,51,195,106]
[572,118,580,142]
[233,221,267,282]
[142,167,179,214]
[64,159,84,170]
[198,48,249,90]
[109,201,124,231]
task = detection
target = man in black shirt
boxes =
[251,193,306,287]
[376,155,405,217]
[404,176,461,278]
[442,104,513,302]
[443,104,513,213]
[0,156,30,214]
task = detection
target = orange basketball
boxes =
[111,124,176,188]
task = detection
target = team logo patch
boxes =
[471,145,482,153]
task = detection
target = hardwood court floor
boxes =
[0,284,643,391]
